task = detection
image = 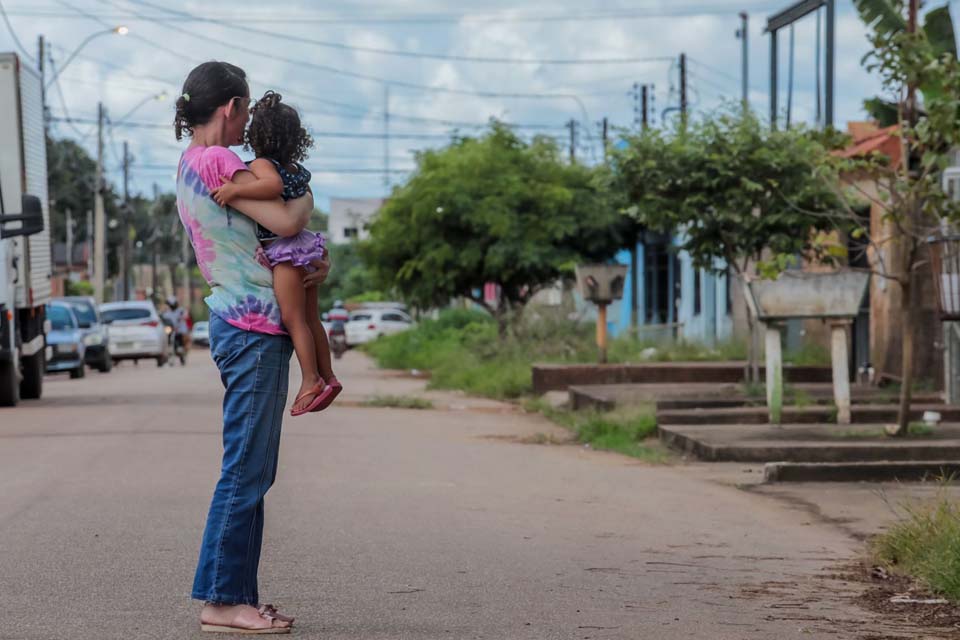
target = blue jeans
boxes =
[192,313,292,605]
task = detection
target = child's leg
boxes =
[273,263,321,412]
[305,285,336,383]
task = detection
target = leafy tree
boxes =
[316,242,383,312]
[832,0,960,435]
[364,122,624,335]
[611,109,844,379]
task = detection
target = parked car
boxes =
[44,302,86,379]
[100,301,168,367]
[192,320,210,346]
[58,296,112,373]
[345,308,413,346]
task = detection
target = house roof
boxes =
[834,122,902,166]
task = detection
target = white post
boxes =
[830,322,851,425]
[945,322,960,404]
[764,324,783,425]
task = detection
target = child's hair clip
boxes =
[181,93,191,102]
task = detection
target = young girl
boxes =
[211,90,341,416]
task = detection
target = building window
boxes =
[344,227,358,239]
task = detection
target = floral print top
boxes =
[176,145,285,335]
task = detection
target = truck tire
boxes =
[70,364,85,379]
[19,350,43,399]
[98,353,113,373]
[0,359,19,407]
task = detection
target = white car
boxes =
[345,308,413,346]
[100,301,169,367]
[192,320,210,346]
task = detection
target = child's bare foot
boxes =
[292,375,325,414]
[200,603,292,633]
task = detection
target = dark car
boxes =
[58,296,112,373]
[44,302,86,379]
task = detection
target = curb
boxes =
[764,461,960,483]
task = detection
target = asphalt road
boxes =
[0,349,946,639]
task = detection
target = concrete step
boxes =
[533,362,832,394]
[763,461,960,483]
[656,404,959,426]
[655,392,942,411]
[658,422,960,463]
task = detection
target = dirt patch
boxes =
[480,433,574,445]
[837,562,960,633]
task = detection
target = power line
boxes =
[132,163,415,175]
[0,0,36,62]
[88,1,602,105]
[123,0,674,66]
[687,56,741,84]
[49,115,459,139]
[5,2,783,25]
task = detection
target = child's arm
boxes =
[228,171,313,238]
[211,158,283,206]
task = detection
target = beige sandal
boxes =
[200,605,292,634]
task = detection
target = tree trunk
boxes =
[744,300,760,383]
[892,277,915,437]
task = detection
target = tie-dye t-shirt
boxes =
[176,145,285,335]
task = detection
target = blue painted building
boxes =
[606,233,734,345]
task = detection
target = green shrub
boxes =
[366,308,752,400]
[65,279,94,296]
[873,490,960,601]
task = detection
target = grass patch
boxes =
[608,336,747,363]
[873,489,960,601]
[362,395,435,410]
[366,309,756,401]
[525,399,669,463]
[784,342,832,366]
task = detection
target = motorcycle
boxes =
[162,318,188,366]
[329,320,347,360]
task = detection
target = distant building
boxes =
[608,233,734,345]
[328,198,385,244]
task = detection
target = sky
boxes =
[0,0,909,211]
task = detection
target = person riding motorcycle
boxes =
[327,301,348,359]
[161,296,190,361]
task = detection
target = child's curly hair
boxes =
[244,91,313,166]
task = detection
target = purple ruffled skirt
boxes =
[261,230,326,273]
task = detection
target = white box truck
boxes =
[0,52,52,406]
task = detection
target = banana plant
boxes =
[854,1,956,125]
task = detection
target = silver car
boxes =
[58,296,112,373]
[100,301,169,367]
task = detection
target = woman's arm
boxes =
[211,158,283,206]
[228,171,313,238]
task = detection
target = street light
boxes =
[44,26,129,90]
[115,91,167,126]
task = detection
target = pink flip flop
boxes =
[310,378,343,413]
[290,380,327,417]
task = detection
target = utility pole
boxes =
[65,208,72,274]
[383,84,390,188]
[679,53,688,121]
[151,183,159,302]
[37,35,47,132]
[825,0,835,127]
[85,209,92,279]
[93,102,106,304]
[641,84,649,130]
[737,12,749,107]
[122,141,131,300]
[566,119,578,163]
[601,117,608,161]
